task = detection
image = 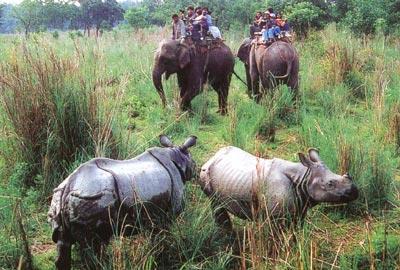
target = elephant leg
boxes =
[55,231,72,270]
[177,72,187,101]
[289,77,299,99]
[211,80,228,115]
[262,75,274,97]
[180,90,198,111]
[220,80,230,115]
[249,45,261,102]
[251,73,261,103]
[245,65,252,98]
[288,61,300,99]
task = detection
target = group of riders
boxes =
[172,6,292,45]
[251,8,292,45]
[171,6,221,42]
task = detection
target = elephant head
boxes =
[237,38,253,96]
[237,38,252,65]
[152,40,192,107]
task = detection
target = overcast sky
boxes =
[0,0,139,4]
[0,0,22,4]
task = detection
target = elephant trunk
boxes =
[152,66,167,107]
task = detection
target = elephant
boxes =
[152,39,235,114]
[237,38,299,101]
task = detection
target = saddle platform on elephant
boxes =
[253,32,293,46]
[184,36,224,49]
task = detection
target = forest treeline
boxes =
[0,0,400,36]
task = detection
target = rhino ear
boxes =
[181,135,197,151]
[298,152,313,168]
[159,135,174,147]
[308,148,321,163]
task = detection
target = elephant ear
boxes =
[178,46,191,69]
[237,38,251,65]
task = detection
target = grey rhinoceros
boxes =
[48,135,197,270]
[199,146,358,229]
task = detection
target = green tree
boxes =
[387,0,400,33]
[125,7,149,28]
[0,4,17,33]
[332,0,351,21]
[285,2,325,35]
[41,0,77,30]
[0,4,4,24]
[342,0,386,35]
[222,0,264,28]
[64,3,82,30]
[12,0,44,36]
[80,0,124,36]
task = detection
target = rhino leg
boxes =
[79,237,108,270]
[212,200,232,231]
[55,231,71,270]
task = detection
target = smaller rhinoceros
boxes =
[199,146,358,229]
[48,135,197,270]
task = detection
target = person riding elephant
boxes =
[152,39,234,114]
[237,38,299,101]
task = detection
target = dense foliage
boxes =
[0,4,4,23]
[124,0,400,36]
[1,0,400,36]
[8,0,124,36]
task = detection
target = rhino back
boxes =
[98,152,172,206]
[63,153,172,224]
[200,146,272,201]
[66,161,117,227]
[200,147,299,218]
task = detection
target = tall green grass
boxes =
[0,26,399,269]
[0,39,125,197]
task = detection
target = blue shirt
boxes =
[206,14,213,26]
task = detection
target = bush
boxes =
[68,31,75,39]
[258,86,296,142]
[0,39,122,198]
[225,97,265,151]
[100,20,112,32]
[0,193,34,269]
[339,223,400,269]
[52,30,59,39]
[299,114,397,211]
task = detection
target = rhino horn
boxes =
[181,135,197,151]
[159,135,174,147]
[308,148,321,163]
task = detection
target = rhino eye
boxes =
[327,180,335,188]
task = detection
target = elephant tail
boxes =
[233,70,248,87]
[273,59,293,80]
